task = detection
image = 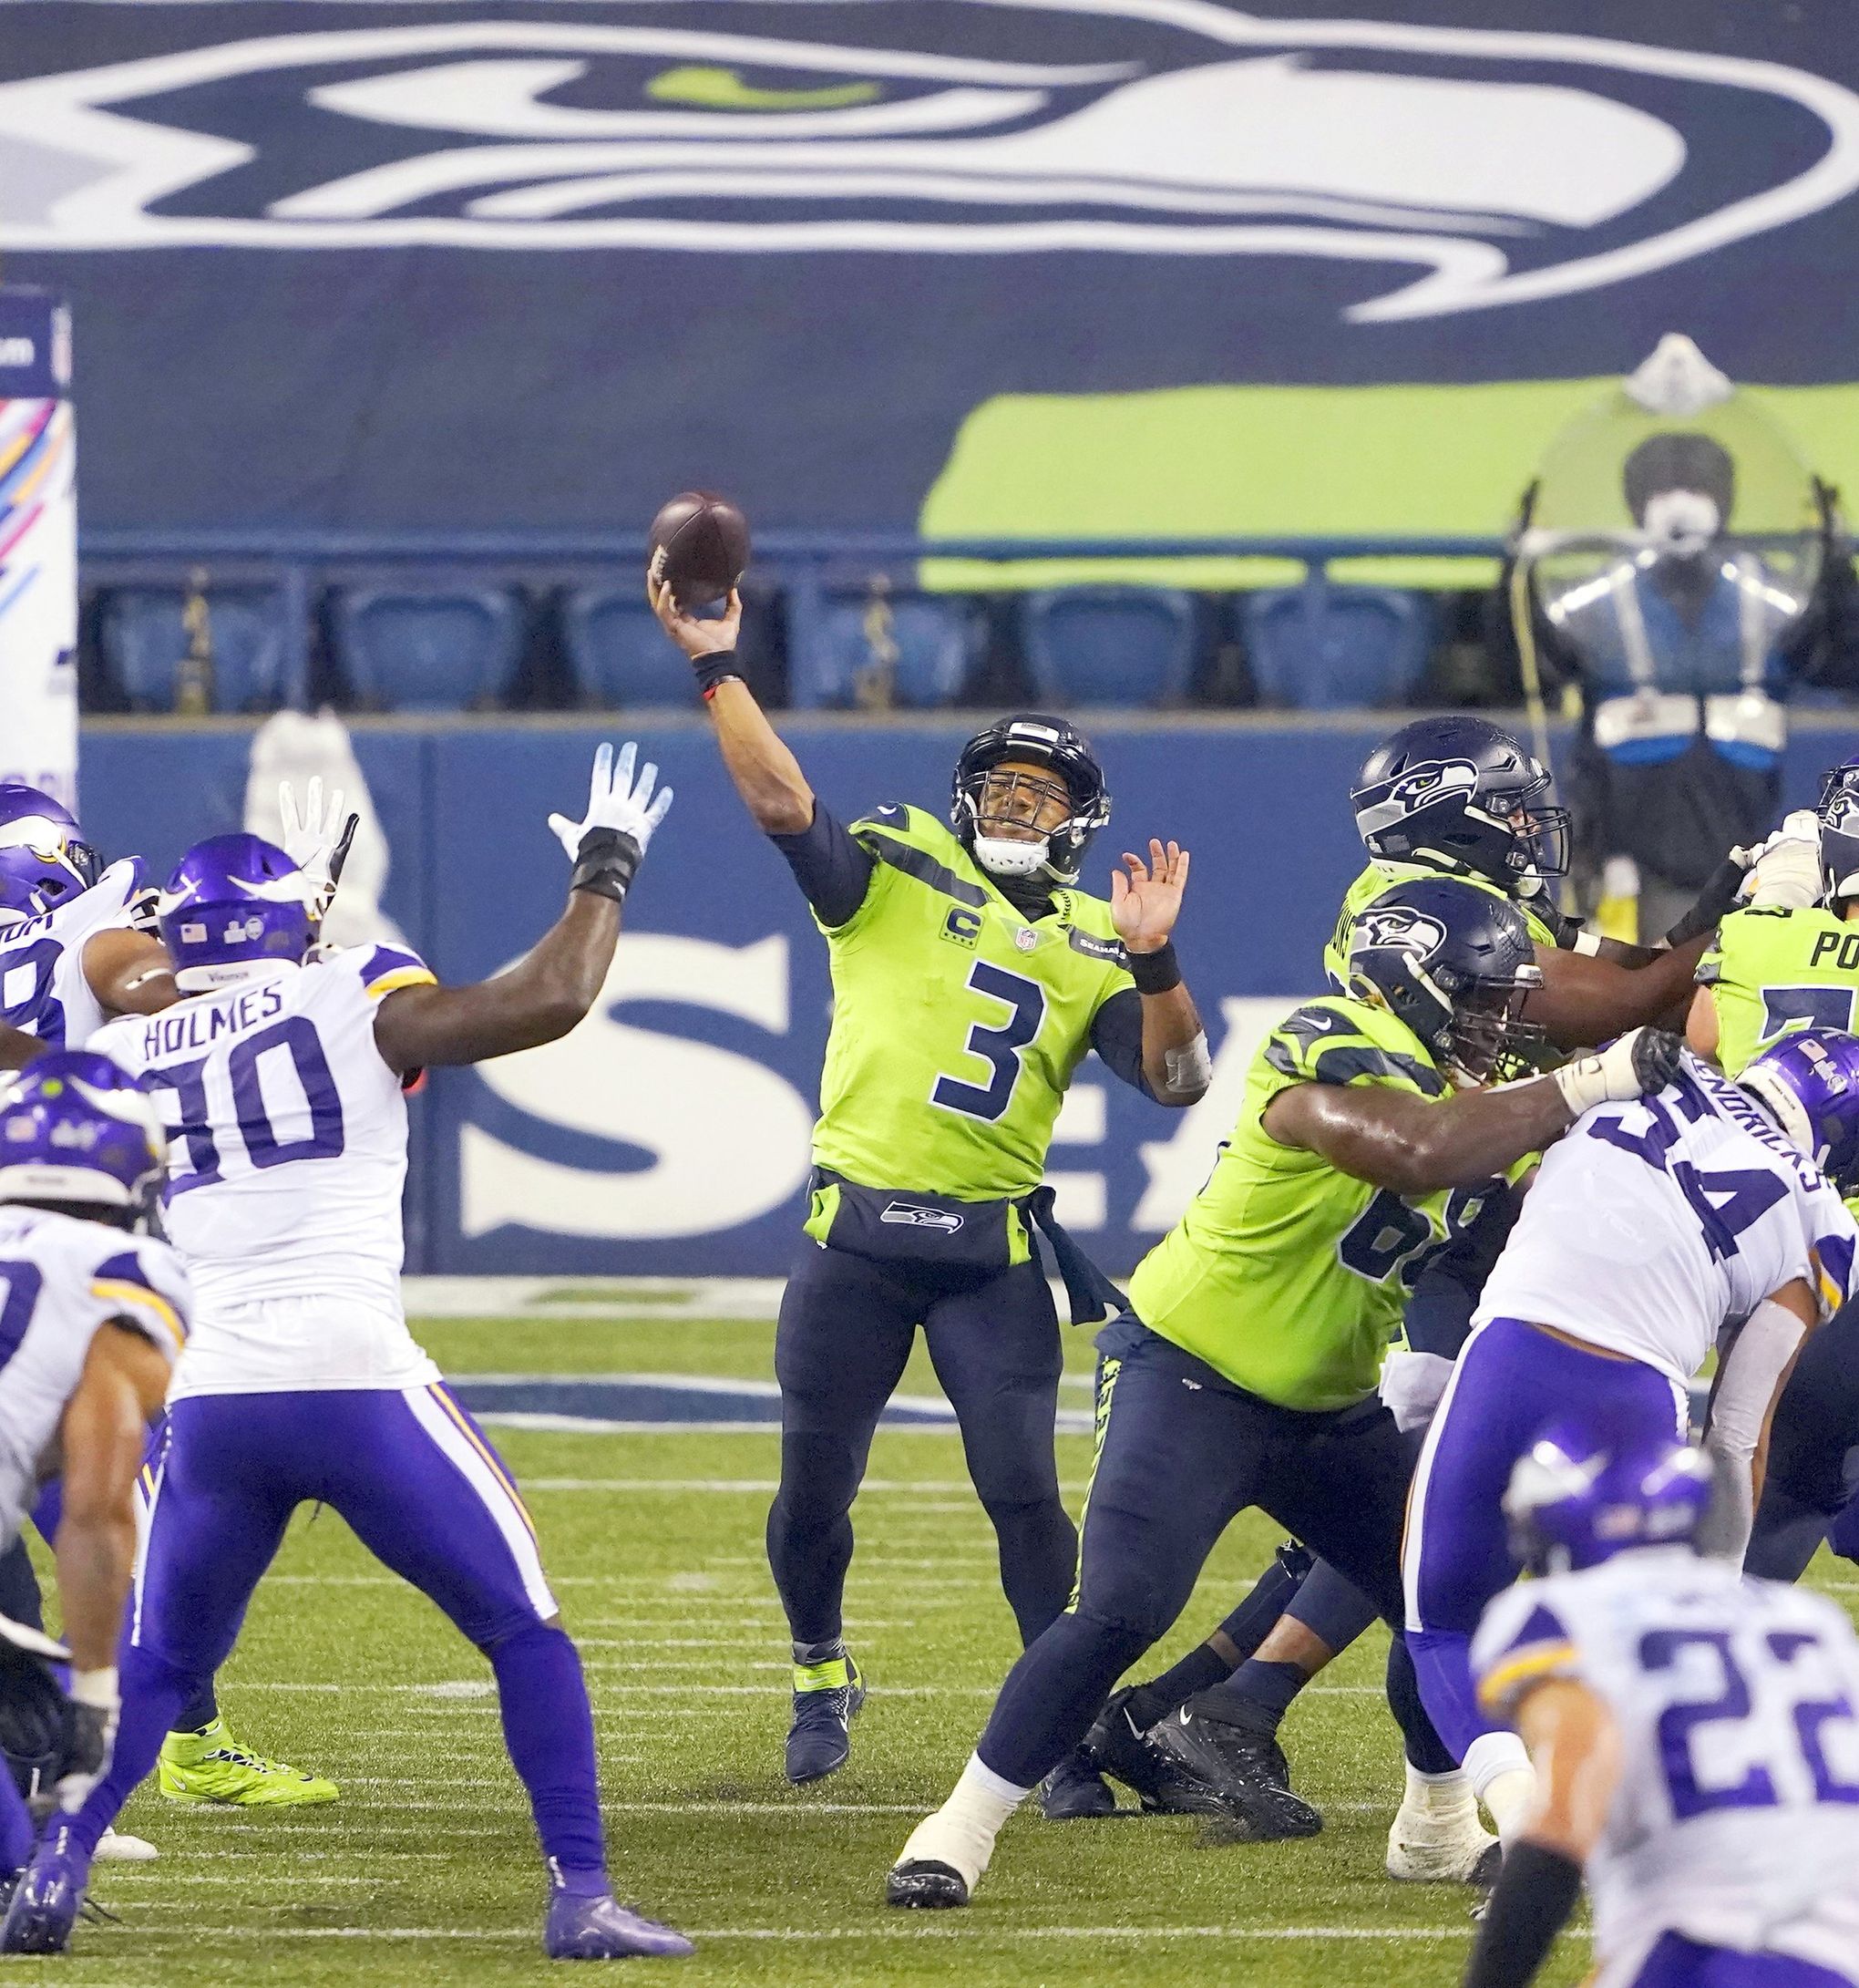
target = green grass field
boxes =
[21,1306,1856,1987]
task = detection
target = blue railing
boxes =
[80,528,1507,709]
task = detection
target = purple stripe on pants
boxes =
[1403,1315,1687,1763]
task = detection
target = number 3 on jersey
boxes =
[931,962,1046,1123]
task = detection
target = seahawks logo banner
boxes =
[4,3,1857,534]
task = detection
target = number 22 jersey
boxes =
[1474,1551,1859,1986]
[87,944,439,1397]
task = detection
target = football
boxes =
[646,490,751,611]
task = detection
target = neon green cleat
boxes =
[156,1718,339,1808]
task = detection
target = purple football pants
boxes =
[1402,1315,1689,1762]
[1633,1932,1856,1988]
[68,1385,610,1889]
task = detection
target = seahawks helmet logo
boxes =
[2,5,1855,320]
[1351,908,1447,963]
[1355,759,1479,836]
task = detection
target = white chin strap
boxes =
[1738,1066,1814,1156]
[971,834,1051,881]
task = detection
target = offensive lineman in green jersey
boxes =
[888,879,1684,1909]
[1686,759,1859,1586]
[649,582,1209,1786]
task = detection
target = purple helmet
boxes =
[1505,1423,1713,1574]
[156,833,317,989]
[0,1050,167,1217]
[0,784,100,924]
[1740,1029,1859,1189]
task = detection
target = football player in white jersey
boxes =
[0,779,337,1814]
[1470,1426,1859,1988]
[1402,1031,1859,1846]
[0,742,690,1961]
[0,1052,185,1883]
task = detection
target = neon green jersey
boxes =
[1698,906,1859,1077]
[1126,995,1505,1412]
[1324,860,1561,991]
[808,805,1135,1201]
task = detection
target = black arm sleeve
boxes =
[768,803,877,929]
[1091,987,1154,1098]
[1462,1840,1584,1988]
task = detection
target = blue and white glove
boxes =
[548,742,673,903]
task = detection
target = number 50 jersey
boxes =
[1474,1553,1859,1985]
[88,943,436,1332]
[1474,1053,1858,1386]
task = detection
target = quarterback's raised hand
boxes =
[278,777,360,921]
[1111,840,1190,955]
[547,742,674,904]
[649,577,745,692]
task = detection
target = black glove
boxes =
[1632,1027,1687,1091]
[54,1694,118,1813]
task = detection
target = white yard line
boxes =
[86,1920,1515,1942]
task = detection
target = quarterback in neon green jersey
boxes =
[650,580,1209,1788]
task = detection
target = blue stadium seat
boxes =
[1019,589,1196,707]
[333,589,520,712]
[562,591,686,707]
[98,587,294,713]
[788,591,981,710]
[1240,584,1432,710]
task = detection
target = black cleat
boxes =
[1039,1746,1117,1819]
[1084,1686,1228,1816]
[1147,1702,1323,1839]
[886,1860,969,1909]
[786,1653,866,1785]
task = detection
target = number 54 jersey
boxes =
[1474,1053,1858,1386]
[87,945,438,1396]
[1474,1553,1859,1985]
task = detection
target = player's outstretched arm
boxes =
[1110,840,1209,1106]
[1525,934,1710,1053]
[1263,1028,1684,1193]
[0,1025,47,1071]
[1699,1276,1816,1562]
[1462,1678,1617,1988]
[372,742,671,1074]
[650,579,815,833]
[52,1322,172,1806]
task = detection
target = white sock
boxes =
[895,1754,1031,1890]
[1399,1761,1476,1818]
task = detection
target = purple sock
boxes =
[0,1766,34,1872]
[491,1624,608,1892]
[73,1643,197,1856]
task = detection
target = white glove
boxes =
[547,741,673,861]
[278,778,359,919]
[1552,1026,1685,1117]
[1742,809,1823,910]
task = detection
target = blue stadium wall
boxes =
[81,716,1859,1276]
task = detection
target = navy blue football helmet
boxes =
[1505,1423,1713,1574]
[1819,756,1859,903]
[156,834,318,990]
[1347,878,1545,1083]
[0,785,100,925]
[951,714,1110,887]
[1351,716,1569,892]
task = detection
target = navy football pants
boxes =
[975,1324,1422,1789]
[1746,1297,1859,1581]
[767,1241,1073,1648]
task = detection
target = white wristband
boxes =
[1162,1033,1213,1097]
[70,1666,119,1711]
